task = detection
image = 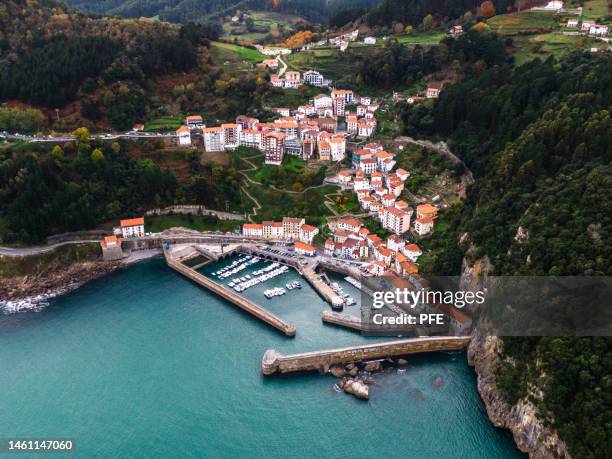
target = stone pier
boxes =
[261,336,471,375]
[165,248,296,337]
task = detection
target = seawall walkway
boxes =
[261,336,471,375]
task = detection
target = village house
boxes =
[329,135,346,161]
[436,303,472,335]
[186,115,204,129]
[324,238,335,256]
[303,70,327,87]
[262,221,284,239]
[414,216,435,236]
[403,243,422,262]
[203,127,224,152]
[337,170,352,185]
[176,126,191,146]
[332,95,346,116]
[381,206,412,235]
[397,259,418,276]
[364,36,376,45]
[566,19,578,27]
[318,141,331,160]
[270,75,283,87]
[346,115,359,135]
[589,24,609,36]
[299,224,319,243]
[236,115,259,130]
[100,235,123,261]
[294,241,316,256]
[222,123,241,149]
[132,124,144,132]
[426,83,443,98]
[332,88,354,104]
[387,235,406,253]
[313,94,333,109]
[120,217,145,238]
[262,58,278,69]
[416,204,439,220]
[448,25,463,37]
[264,131,285,165]
[336,217,362,233]
[358,119,375,138]
[374,245,393,266]
[395,200,410,211]
[239,129,263,149]
[367,260,386,276]
[353,176,370,192]
[302,139,315,160]
[284,71,302,88]
[242,223,263,238]
[283,217,306,240]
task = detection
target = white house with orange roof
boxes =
[313,94,333,109]
[414,217,435,236]
[331,88,354,104]
[359,158,378,174]
[381,206,412,235]
[176,126,191,146]
[239,129,263,149]
[242,223,263,238]
[203,127,224,152]
[329,135,346,161]
[295,241,316,256]
[416,204,439,219]
[396,168,410,181]
[382,193,396,207]
[403,244,422,262]
[100,235,123,261]
[299,224,319,243]
[324,238,336,256]
[338,170,352,184]
[395,200,410,211]
[387,235,406,253]
[353,176,370,191]
[336,217,362,233]
[262,221,284,239]
[120,217,145,238]
[185,115,204,129]
[374,245,393,266]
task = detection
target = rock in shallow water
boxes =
[330,365,346,377]
[343,379,369,400]
[363,361,382,372]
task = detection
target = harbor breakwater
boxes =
[261,336,472,375]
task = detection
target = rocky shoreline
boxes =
[0,250,161,313]
[468,332,570,458]
[329,358,409,400]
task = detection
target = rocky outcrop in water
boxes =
[338,378,369,400]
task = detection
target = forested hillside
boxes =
[64,0,383,24]
[355,0,515,28]
[0,0,214,129]
[402,52,612,457]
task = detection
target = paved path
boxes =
[0,240,99,257]
[277,55,288,77]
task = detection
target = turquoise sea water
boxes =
[0,258,525,458]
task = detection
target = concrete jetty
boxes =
[164,248,296,337]
[321,311,363,331]
[261,336,471,375]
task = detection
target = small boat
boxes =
[228,282,235,288]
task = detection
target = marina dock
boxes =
[164,247,296,337]
[261,336,471,375]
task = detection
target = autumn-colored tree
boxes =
[472,21,491,30]
[480,1,496,18]
[285,30,315,49]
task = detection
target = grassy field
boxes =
[144,116,183,132]
[395,32,445,44]
[145,214,243,233]
[488,11,557,35]
[581,0,610,18]
[211,42,265,63]
[512,33,596,64]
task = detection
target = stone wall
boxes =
[262,336,471,375]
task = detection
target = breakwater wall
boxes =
[164,249,296,337]
[261,336,471,375]
[321,311,363,331]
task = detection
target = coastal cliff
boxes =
[467,333,570,458]
[462,251,570,458]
